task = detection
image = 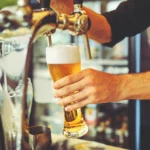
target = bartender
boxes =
[49,0,150,149]
[46,0,150,149]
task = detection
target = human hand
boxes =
[37,0,74,14]
[54,68,124,111]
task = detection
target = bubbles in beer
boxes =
[46,44,80,64]
[46,44,88,138]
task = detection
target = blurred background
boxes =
[1,0,150,150]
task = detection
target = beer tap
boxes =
[39,0,92,58]
[55,0,92,59]
[40,0,53,47]
[72,0,92,59]
[0,0,91,57]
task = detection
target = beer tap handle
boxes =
[40,0,53,46]
[40,0,50,10]
[73,0,92,59]
[73,0,83,11]
[73,0,83,5]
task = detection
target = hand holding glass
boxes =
[46,44,88,138]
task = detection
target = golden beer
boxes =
[46,44,88,138]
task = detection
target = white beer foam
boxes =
[46,44,80,64]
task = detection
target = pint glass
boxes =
[46,44,88,138]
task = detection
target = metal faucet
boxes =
[0,0,91,58]
[0,0,91,149]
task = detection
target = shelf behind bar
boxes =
[38,57,128,66]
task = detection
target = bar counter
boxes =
[52,134,128,150]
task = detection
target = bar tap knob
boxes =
[73,0,92,59]
[40,0,50,11]
[40,0,53,46]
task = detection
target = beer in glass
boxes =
[46,44,88,138]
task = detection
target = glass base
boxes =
[62,124,88,138]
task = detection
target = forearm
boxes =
[83,6,112,44]
[85,1,150,46]
[118,71,150,100]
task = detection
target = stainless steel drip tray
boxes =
[51,134,127,150]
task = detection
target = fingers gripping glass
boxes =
[46,43,88,138]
